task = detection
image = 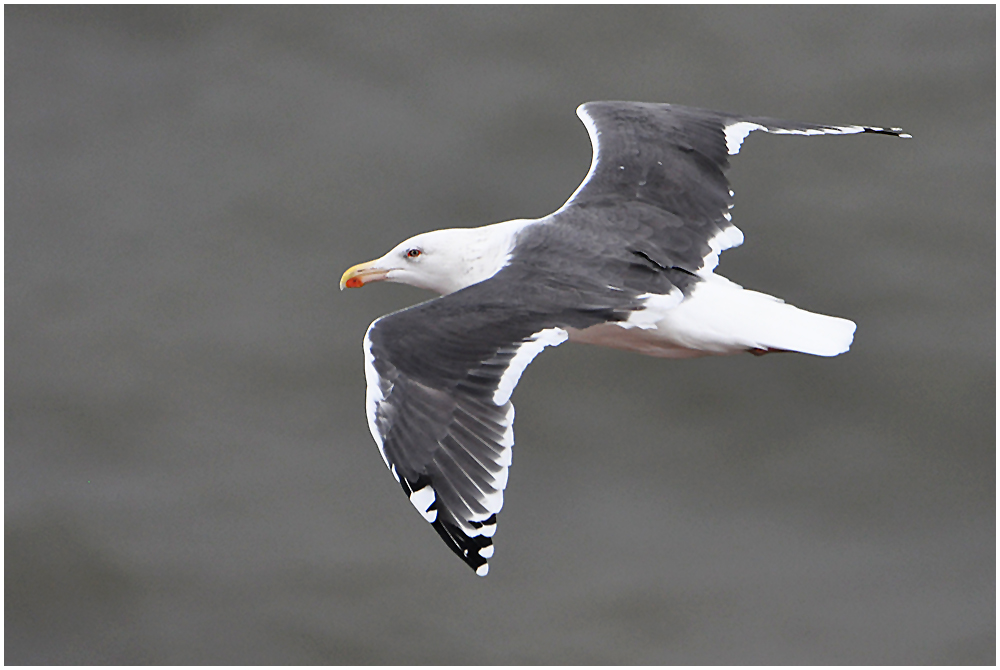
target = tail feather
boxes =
[735,294,856,356]
[657,274,857,357]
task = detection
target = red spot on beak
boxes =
[341,260,387,290]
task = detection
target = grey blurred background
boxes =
[5,6,994,664]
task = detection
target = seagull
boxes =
[340,101,909,576]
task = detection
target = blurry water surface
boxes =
[5,6,995,663]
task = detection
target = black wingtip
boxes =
[429,514,496,576]
[862,125,912,139]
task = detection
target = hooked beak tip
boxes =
[341,260,387,291]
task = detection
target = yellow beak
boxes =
[340,259,390,290]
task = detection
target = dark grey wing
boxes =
[362,270,627,576]
[553,101,910,278]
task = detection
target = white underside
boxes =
[569,274,856,358]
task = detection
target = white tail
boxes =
[652,274,857,357]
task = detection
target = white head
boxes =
[341,220,530,295]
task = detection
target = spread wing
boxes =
[552,101,910,279]
[362,271,624,575]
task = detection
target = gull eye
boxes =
[406,249,422,258]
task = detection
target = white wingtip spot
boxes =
[476,563,489,577]
[409,485,437,523]
[479,545,495,559]
[479,520,497,538]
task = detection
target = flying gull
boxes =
[340,101,909,576]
